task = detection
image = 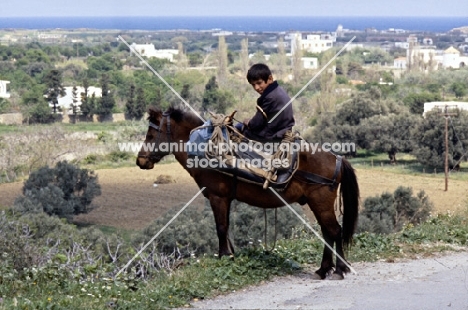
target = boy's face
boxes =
[250,75,274,95]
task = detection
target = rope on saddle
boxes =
[205,114,232,159]
[262,130,296,189]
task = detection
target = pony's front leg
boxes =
[209,195,234,257]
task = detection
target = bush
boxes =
[358,186,433,234]
[136,201,310,256]
[108,150,132,162]
[14,161,101,219]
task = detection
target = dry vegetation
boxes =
[1,162,467,230]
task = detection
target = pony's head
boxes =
[136,106,203,169]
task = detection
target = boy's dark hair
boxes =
[246,63,272,83]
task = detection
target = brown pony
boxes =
[137,107,359,280]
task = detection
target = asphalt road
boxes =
[190,251,468,310]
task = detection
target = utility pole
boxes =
[441,105,457,191]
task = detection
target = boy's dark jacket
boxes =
[246,81,295,140]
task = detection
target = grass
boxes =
[61,121,134,133]
[0,208,467,309]
[0,120,138,136]
[348,151,468,181]
[0,124,23,135]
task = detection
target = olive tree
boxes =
[14,161,101,219]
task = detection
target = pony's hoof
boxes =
[311,272,324,280]
[329,272,344,280]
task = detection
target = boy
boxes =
[237,63,295,141]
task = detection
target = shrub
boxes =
[83,154,98,164]
[108,150,131,162]
[358,186,433,234]
[136,200,310,256]
[14,161,101,219]
[155,175,175,184]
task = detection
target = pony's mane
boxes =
[147,106,204,128]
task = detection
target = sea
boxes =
[1,16,467,32]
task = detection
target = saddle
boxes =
[187,111,300,190]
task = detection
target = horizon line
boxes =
[2,15,468,18]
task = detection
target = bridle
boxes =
[138,111,173,161]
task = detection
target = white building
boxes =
[56,86,102,114]
[301,57,318,69]
[394,57,407,69]
[423,101,468,117]
[442,46,468,69]
[0,80,10,98]
[130,43,179,62]
[395,42,410,49]
[290,33,333,54]
[406,45,439,71]
[212,31,233,36]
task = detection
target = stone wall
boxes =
[0,113,130,125]
[0,113,22,125]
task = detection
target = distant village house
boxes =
[130,43,179,62]
[0,80,11,98]
[290,32,334,54]
[394,35,468,71]
[423,101,468,117]
[56,86,102,114]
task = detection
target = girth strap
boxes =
[293,155,342,191]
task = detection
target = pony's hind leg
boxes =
[313,227,335,279]
[331,234,350,280]
[317,213,350,280]
[308,195,346,280]
[209,195,234,257]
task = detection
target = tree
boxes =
[180,84,191,101]
[292,34,302,84]
[202,76,234,114]
[14,161,101,220]
[43,69,65,114]
[21,84,56,124]
[335,93,381,126]
[69,85,79,122]
[451,82,467,98]
[187,52,203,66]
[403,92,441,115]
[311,91,386,156]
[217,36,228,83]
[317,50,337,113]
[125,84,135,118]
[357,113,421,163]
[125,84,146,120]
[276,37,287,80]
[30,101,57,124]
[177,42,188,68]
[411,110,468,169]
[0,98,10,113]
[240,38,249,74]
[97,73,115,119]
[362,48,393,65]
[79,78,95,119]
[134,87,147,119]
[142,82,162,109]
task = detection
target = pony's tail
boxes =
[340,158,360,249]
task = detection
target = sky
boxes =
[1,0,468,17]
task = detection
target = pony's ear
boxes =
[148,106,162,121]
